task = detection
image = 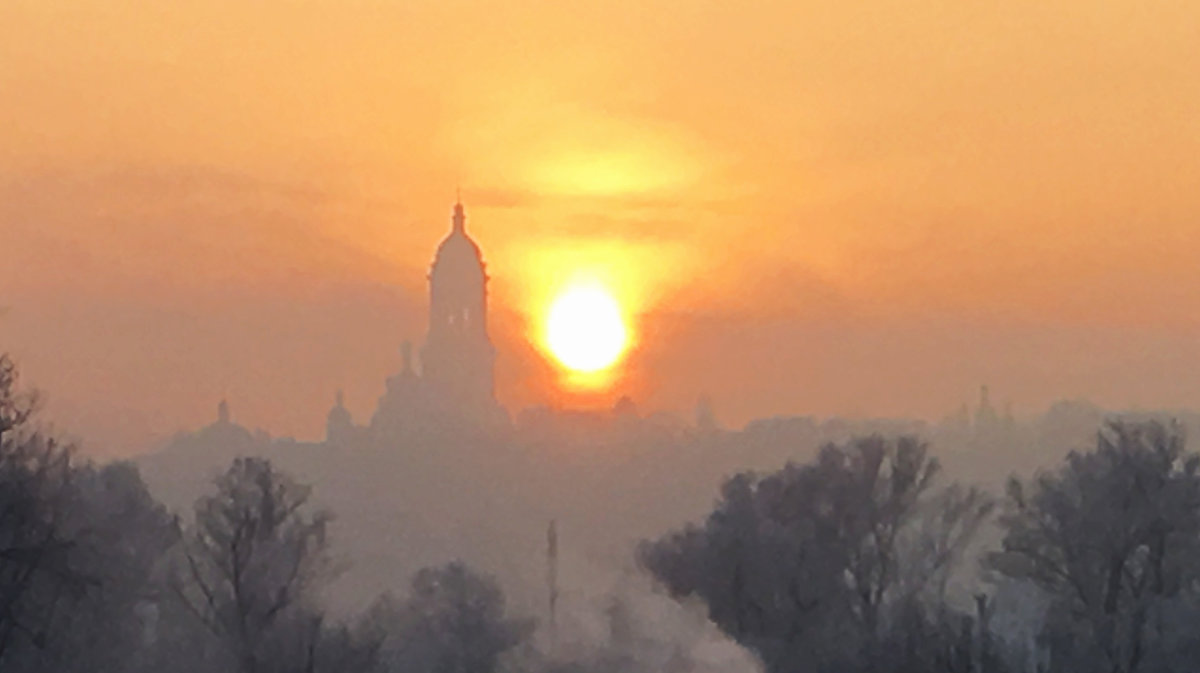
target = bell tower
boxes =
[420,199,497,413]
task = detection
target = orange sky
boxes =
[3,0,1200,456]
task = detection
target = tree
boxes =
[640,435,993,673]
[898,483,995,606]
[0,355,36,443]
[813,436,941,639]
[172,457,335,673]
[369,561,532,673]
[987,420,1200,673]
[22,461,176,673]
[0,355,93,667]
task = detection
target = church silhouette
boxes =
[327,199,509,446]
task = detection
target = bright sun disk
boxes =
[545,284,629,373]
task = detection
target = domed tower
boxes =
[326,389,354,446]
[420,200,497,414]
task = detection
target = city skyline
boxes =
[4,1,1200,456]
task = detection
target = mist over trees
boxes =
[7,353,1200,672]
[0,356,528,673]
[639,436,996,672]
[637,424,1200,673]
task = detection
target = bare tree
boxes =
[987,420,1200,673]
[171,457,334,673]
[820,436,941,640]
[898,483,995,606]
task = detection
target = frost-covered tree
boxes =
[987,420,1200,673]
[640,435,994,673]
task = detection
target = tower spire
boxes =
[451,193,466,234]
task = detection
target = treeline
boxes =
[6,351,1200,673]
[640,424,1200,673]
[0,355,530,673]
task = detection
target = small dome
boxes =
[327,403,351,427]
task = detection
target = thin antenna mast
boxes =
[547,519,559,653]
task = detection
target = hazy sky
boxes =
[3,0,1200,455]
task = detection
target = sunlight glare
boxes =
[545,283,629,373]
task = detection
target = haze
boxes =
[4,0,1200,456]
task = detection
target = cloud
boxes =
[0,164,407,294]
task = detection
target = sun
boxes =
[545,283,629,373]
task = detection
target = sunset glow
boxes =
[5,0,1200,453]
[544,282,629,375]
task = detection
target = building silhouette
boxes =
[326,390,354,445]
[186,199,508,449]
[421,200,497,413]
[365,199,508,438]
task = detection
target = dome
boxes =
[433,230,483,268]
[327,402,351,427]
[431,202,485,275]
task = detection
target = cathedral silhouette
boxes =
[327,199,509,445]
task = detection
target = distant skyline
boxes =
[3,1,1200,455]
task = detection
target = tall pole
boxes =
[547,519,558,653]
